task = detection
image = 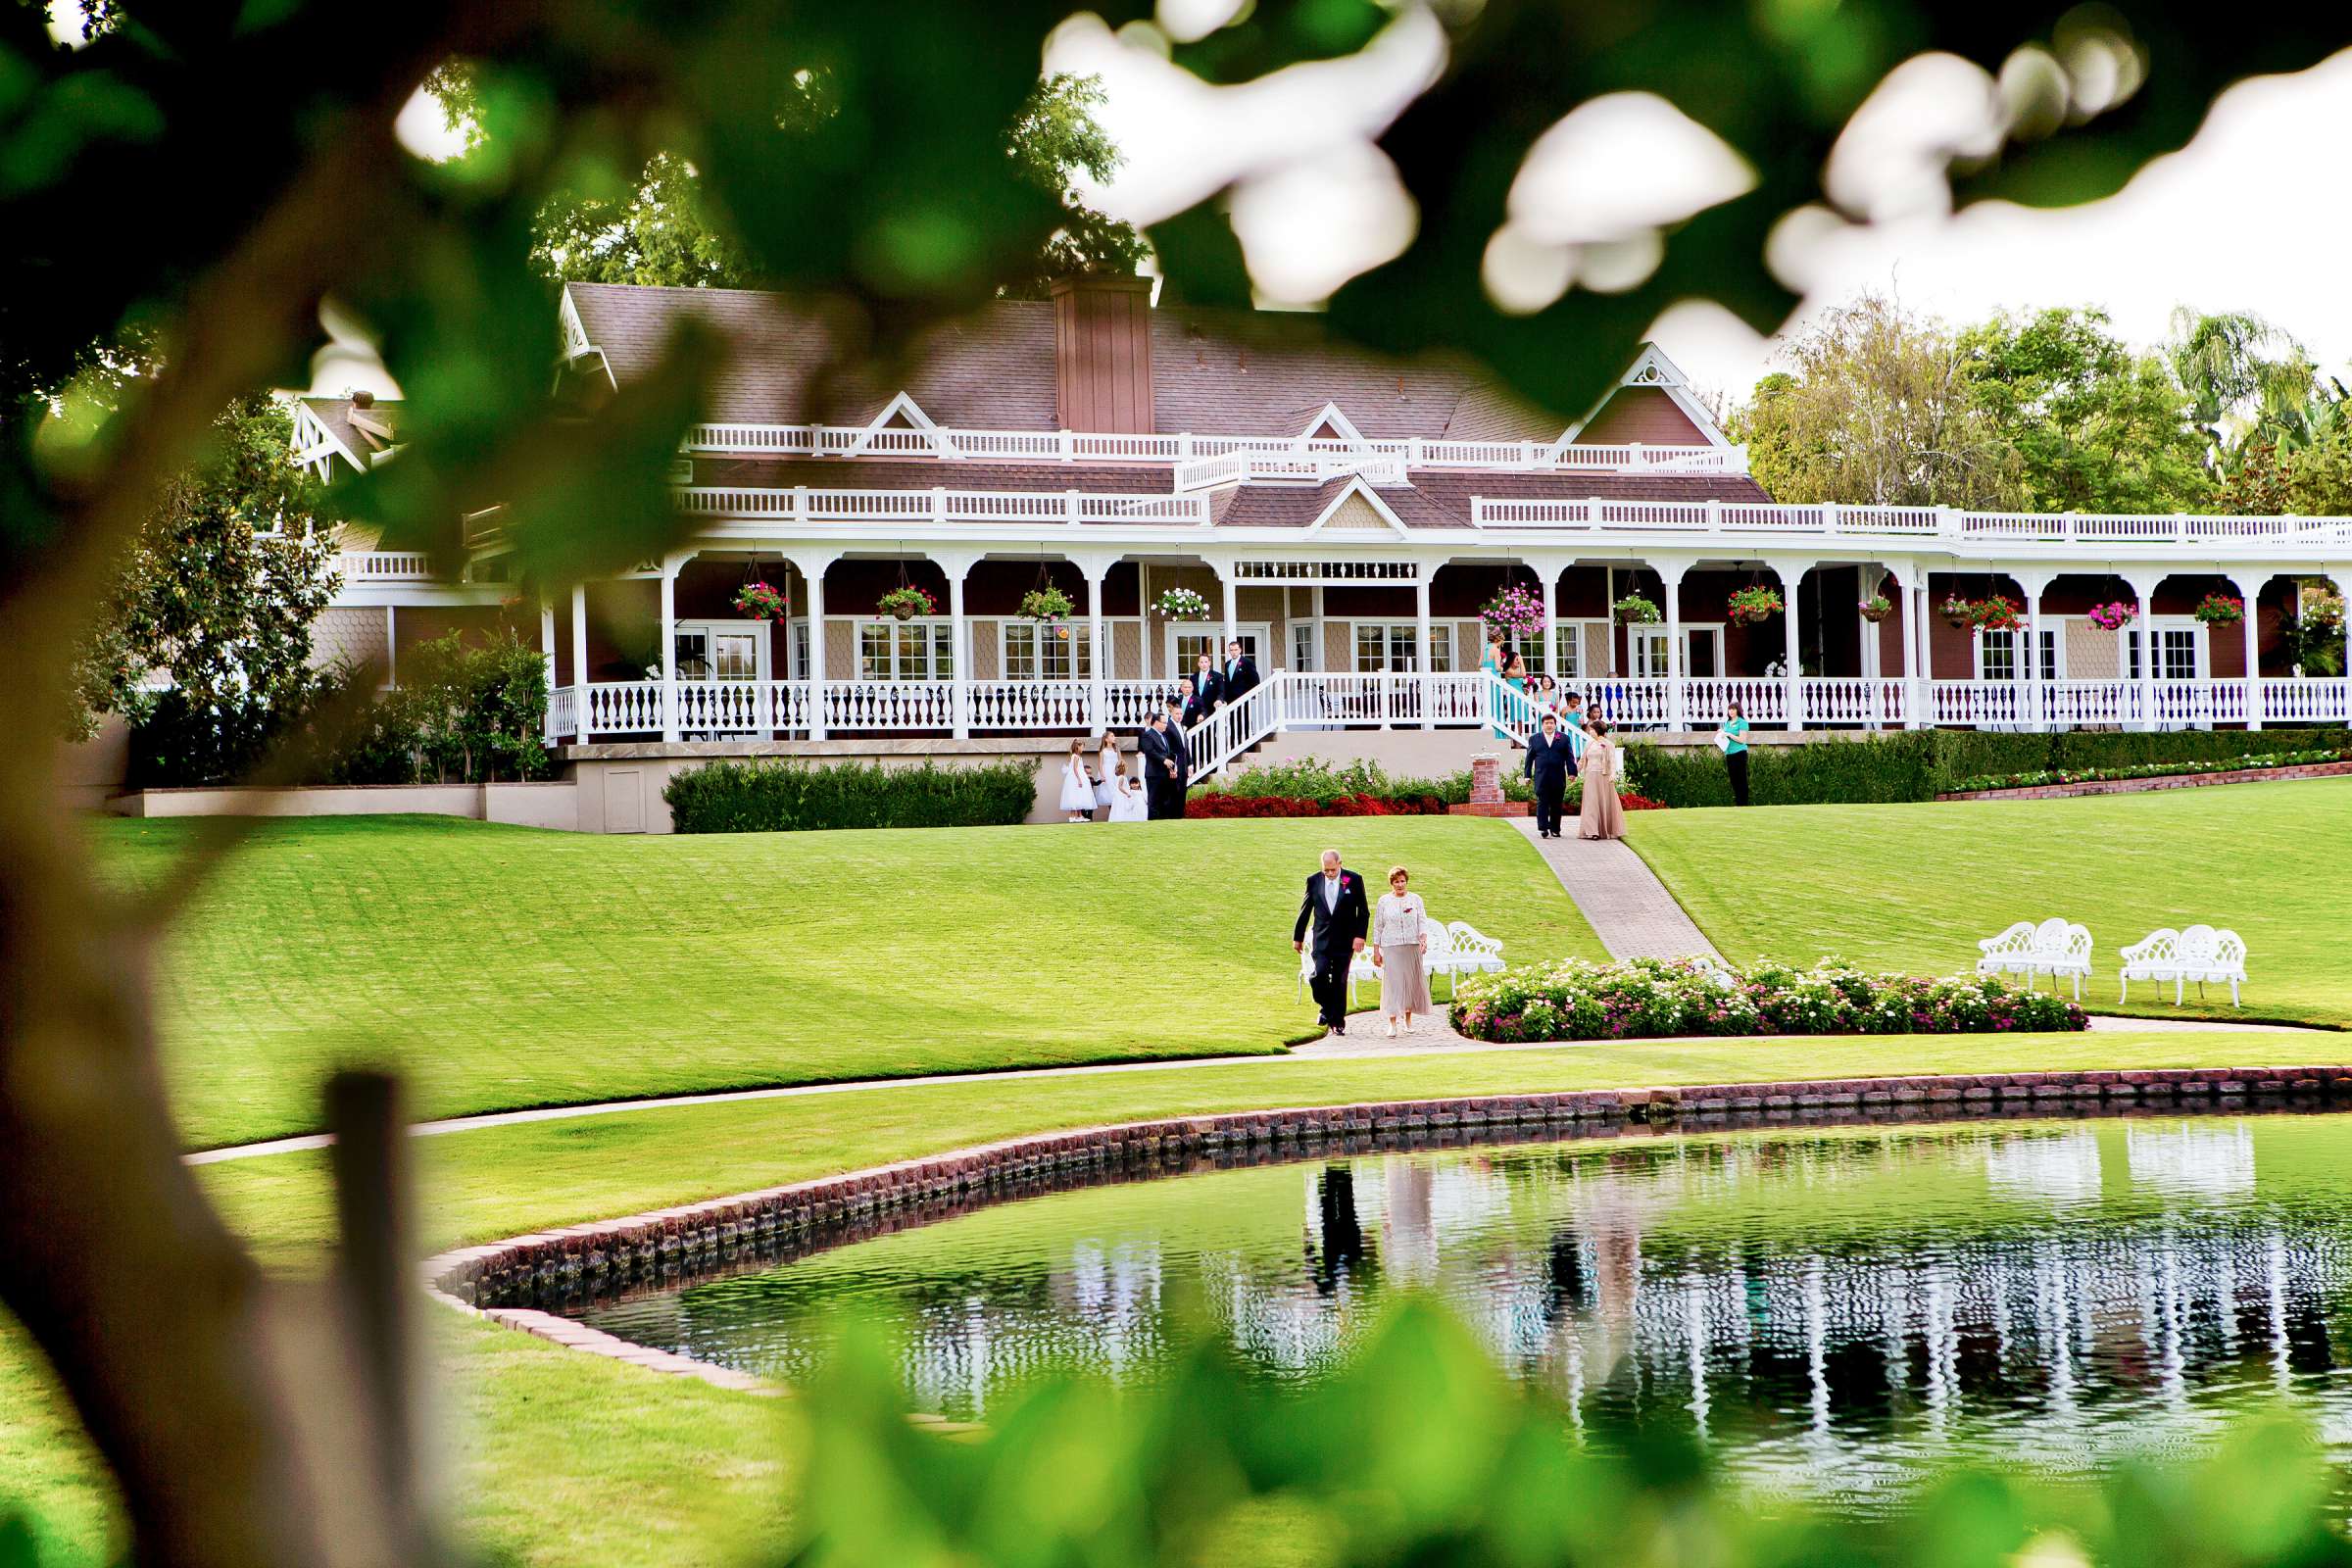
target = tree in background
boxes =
[2166,308,2318,456]
[1738,295,2022,508]
[1955,306,2211,514]
[445,71,1148,295]
[67,395,338,743]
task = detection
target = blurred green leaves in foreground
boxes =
[777,1299,2352,1568]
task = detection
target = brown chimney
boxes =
[1053,274,1154,433]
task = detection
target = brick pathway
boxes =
[1508,818,1722,961]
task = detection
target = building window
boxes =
[857,620,954,680]
[1977,627,2060,682]
[2123,623,2204,681]
[1518,625,1585,680]
[1002,620,1094,681]
[1351,623,1451,673]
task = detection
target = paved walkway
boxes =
[1509,818,1722,961]
[181,1007,2317,1167]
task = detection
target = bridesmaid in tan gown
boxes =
[1578,719,1628,840]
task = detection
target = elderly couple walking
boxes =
[1293,852,1434,1040]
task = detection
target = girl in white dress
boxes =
[1107,755,1150,822]
[1057,738,1098,822]
[1095,735,1120,812]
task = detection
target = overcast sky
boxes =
[365,16,2352,415]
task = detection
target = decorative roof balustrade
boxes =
[1469,498,2352,551]
[673,485,1213,527]
[680,420,1740,476]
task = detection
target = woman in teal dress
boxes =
[1481,633,1510,738]
[1499,653,1531,741]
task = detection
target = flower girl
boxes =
[1107,754,1149,822]
[1057,738,1098,822]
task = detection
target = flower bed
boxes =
[1950,748,2352,794]
[1199,757,1666,817]
[1451,956,2088,1044]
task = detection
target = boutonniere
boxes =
[1341,875,1353,887]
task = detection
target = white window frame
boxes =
[1973,625,2064,683]
[1290,619,1318,673]
[855,617,955,681]
[1518,622,1599,681]
[2120,618,2207,682]
[1348,620,1453,674]
[1629,623,1725,678]
[1165,621,1272,677]
[673,618,770,683]
[998,618,1096,681]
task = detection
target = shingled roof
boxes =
[562,281,1569,439]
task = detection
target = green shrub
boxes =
[664,758,1037,833]
[1624,726,2350,808]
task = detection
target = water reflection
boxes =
[576,1115,2352,1502]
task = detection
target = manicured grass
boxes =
[9,1027,2339,1565]
[1628,779,2352,1030]
[104,814,1604,1149]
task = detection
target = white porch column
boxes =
[1414,566,1435,730]
[793,553,834,741]
[2227,569,2265,730]
[2127,571,2160,732]
[2336,574,2352,717]
[1885,564,1921,730]
[2015,569,2050,733]
[1604,565,1618,673]
[1217,559,1239,650]
[659,553,682,741]
[569,584,589,741]
[1079,554,1112,738]
[1539,560,1559,684]
[538,597,558,743]
[1657,559,1690,732]
[1775,561,1805,732]
[935,552,979,741]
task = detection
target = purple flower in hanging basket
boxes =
[1478,584,1546,637]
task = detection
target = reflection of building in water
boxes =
[1984,1129,2103,1205]
[885,1239,1168,1414]
[2127,1121,2256,1200]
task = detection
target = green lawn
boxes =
[1628,778,2352,1030]
[12,1026,2341,1565]
[107,814,1605,1149]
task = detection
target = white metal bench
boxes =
[1977,916,2092,1000]
[1297,946,1381,1008]
[1429,920,1505,999]
[2120,924,2248,1006]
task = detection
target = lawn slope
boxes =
[106,813,1603,1148]
[1628,778,2352,1029]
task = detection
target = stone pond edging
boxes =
[1937,759,2352,802]
[427,1063,2352,1390]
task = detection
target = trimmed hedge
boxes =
[664,759,1038,833]
[1624,725,2352,808]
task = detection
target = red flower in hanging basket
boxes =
[1725,586,1783,626]
[876,585,936,621]
[2193,593,2245,626]
[1971,595,2025,633]
[733,580,789,621]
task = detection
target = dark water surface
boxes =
[577,1112,2352,1502]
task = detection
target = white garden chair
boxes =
[2175,924,2248,1006]
[1295,947,1380,1009]
[2118,928,2182,1004]
[1977,918,2091,1000]
[1444,920,1506,983]
[1975,920,2038,981]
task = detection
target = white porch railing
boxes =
[1172,451,1408,491]
[545,673,2352,752]
[337,550,434,581]
[680,420,1740,475]
[1469,497,2352,551]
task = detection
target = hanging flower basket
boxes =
[2193,592,2245,626]
[1478,584,1546,640]
[1971,594,2025,633]
[1725,586,1784,627]
[1858,594,1893,623]
[1612,595,1660,626]
[1154,587,1212,621]
[876,585,936,622]
[1019,586,1076,623]
[1939,593,1976,629]
[733,580,789,621]
[2086,601,2135,631]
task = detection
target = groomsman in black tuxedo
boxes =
[1160,696,1193,814]
[1189,653,1224,721]
[1137,712,1176,819]
[1218,638,1259,708]
[1525,711,1577,838]
[1293,849,1369,1037]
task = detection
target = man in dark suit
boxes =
[1190,653,1224,720]
[1160,696,1193,813]
[1137,713,1176,819]
[1218,638,1259,709]
[1293,850,1369,1037]
[1525,711,1577,839]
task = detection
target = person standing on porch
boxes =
[1525,711,1576,839]
[1577,719,1628,841]
[1193,652,1224,717]
[1220,639,1259,709]
[1161,696,1194,815]
[1718,701,1751,807]
[1057,738,1098,823]
[1179,675,1207,728]
[1294,850,1369,1039]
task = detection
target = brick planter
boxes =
[1939,760,2352,802]
[427,1063,2352,1388]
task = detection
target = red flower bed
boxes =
[1185,793,1447,818]
[1621,793,1668,810]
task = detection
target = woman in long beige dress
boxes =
[1578,719,1628,840]
[1372,866,1433,1037]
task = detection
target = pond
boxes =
[572,1111,2352,1504]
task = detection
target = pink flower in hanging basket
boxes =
[2086,601,2136,631]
